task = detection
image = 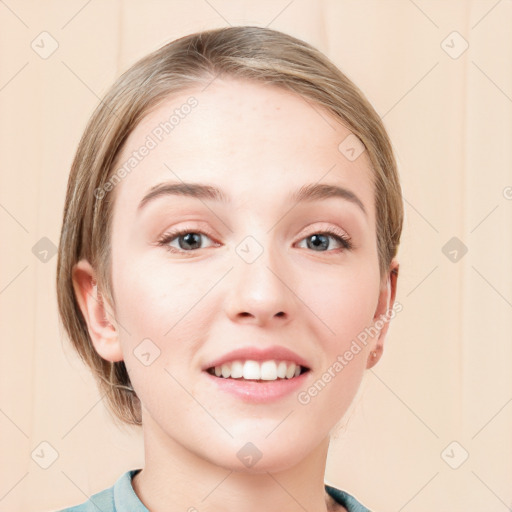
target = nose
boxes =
[224,243,296,327]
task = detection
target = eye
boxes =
[156,226,353,254]
[296,229,353,252]
[157,228,218,253]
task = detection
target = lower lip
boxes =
[203,370,310,403]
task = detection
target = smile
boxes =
[206,359,309,381]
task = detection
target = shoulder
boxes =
[54,485,114,512]
[325,484,373,512]
[54,469,142,512]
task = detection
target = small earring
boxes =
[371,350,377,358]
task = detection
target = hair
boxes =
[56,25,403,427]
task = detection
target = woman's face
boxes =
[84,77,397,471]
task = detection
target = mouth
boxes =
[205,359,311,382]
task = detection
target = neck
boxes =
[132,411,344,512]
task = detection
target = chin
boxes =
[203,437,313,474]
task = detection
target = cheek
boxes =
[296,284,373,428]
[112,262,214,385]
[113,256,210,335]
[296,264,379,348]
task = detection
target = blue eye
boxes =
[157,227,353,254]
[297,231,353,252]
[157,229,217,252]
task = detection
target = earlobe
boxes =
[366,349,379,369]
[72,259,124,362]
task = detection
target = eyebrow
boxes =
[137,181,367,217]
[289,183,367,216]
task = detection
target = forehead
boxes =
[110,77,375,224]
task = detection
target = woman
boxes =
[56,25,402,512]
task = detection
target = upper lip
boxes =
[201,345,312,371]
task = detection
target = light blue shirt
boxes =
[57,469,371,511]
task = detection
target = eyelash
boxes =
[156,225,353,254]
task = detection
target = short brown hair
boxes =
[56,26,403,426]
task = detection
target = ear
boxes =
[366,259,399,369]
[71,259,123,362]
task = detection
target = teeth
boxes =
[243,360,261,380]
[260,361,277,380]
[209,360,305,381]
[277,361,287,378]
[221,364,231,378]
[231,360,243,378]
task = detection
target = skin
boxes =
[73,77,399,512]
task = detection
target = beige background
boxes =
[1,0,511,511]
